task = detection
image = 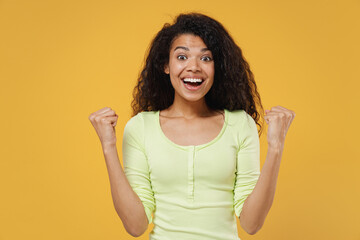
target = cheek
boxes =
[169,75,181,88]
[205,64,215,77]
[171,63,185,74]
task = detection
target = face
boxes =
[164,34,215,103]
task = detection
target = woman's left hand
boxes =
[264,106,296,150]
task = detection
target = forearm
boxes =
[102,144,148,237]
[239,146,283,234]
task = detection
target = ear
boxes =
[164,64,169,74]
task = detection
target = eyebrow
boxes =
[174,46,209,52]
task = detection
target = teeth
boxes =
[183,78,203,83]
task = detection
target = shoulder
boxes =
[123,113,146,149]
[123,111,158,150]
[124,112,144,130]
[124,110,158,132]
[227,109,254,126]
[227,109,258,136]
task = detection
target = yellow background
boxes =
[1,0,359,239]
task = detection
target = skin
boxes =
[89,108,148,237]
[239,106,295,234]
[88,34,296,236]
[160,33,225,145]
[264,106,296,149]
[163,33,216,119]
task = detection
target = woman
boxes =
[89,12,295,239]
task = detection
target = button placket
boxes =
[187,146,196,201]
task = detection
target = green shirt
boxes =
[122,109,260,240]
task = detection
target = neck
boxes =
[166,95,212,119]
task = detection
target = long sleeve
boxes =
[122,113,156,224]
[233,113,261,218]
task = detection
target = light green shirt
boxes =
[122,109,260,240]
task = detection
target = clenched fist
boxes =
[88,107,119,147]
[264,105,296,150]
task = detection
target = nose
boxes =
[186,58,201,72]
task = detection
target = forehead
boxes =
[170,34,208,50]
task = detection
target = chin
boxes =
[181,94,207,103]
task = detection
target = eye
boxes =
[202,56,212,61]
[177,55,187,60]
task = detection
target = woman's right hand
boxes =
[88,107,119,147]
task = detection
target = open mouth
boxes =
[182,78,204,87]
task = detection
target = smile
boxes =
[182,77,204,85]
[181,78,204,91]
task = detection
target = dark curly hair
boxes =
[131,12,265,136]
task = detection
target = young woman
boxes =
[89,12,295,239]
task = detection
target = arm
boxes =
[233,113,262,235]
[239,146,283,235]
[89,108,153,237]
[102,144,149,237]
[239,106,295,234]
[120,113,156,236]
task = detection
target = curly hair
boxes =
[131,12,265,136]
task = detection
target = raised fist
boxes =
[88,107,119,147]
